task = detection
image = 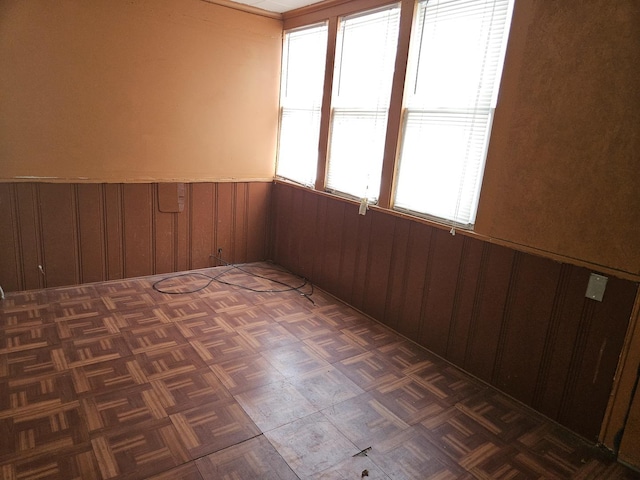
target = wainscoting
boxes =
[0,182,271,292]
[271,181,638,440]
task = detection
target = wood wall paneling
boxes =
[15,183,43,290]
[362,211,396,323]
[38,184,80,288]
[0,182,272,291]
[76,184,106,283]
[270,183,638,440]
[0,184,20,291]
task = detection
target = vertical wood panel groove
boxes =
[533,263,572,408]
[119,184,126,278]
[558,301,595,424]
[416,230,437,347]
[446,236,470,358]
[34,184,46,289]
[11,184,25,290]
[491,250,522,385]
[463,242,491,370]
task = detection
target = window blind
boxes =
[394,0,513,226]
[276,24,328,186]
[326,6,400,202]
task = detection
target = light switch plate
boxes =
[585,273,608,302]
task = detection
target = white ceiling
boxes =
[229,0,322,13]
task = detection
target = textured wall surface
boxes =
[476,0,640,276]
[0,0,281,182]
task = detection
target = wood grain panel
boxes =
[350,211,373,312]
[191,183,215,269]
[0,184,20,291]
[39,184,79,287]
[336,202,360,306]
[154,185,176,275]
[14,183,42,290]
[76,184,106,283]
[464,244,514,382]
[247,182,270,262]
[362,211,396,323]
[311,196,328,287]
[382,217,411,330]
[123,184,153,278]
[559,275,638,439]
[216,183,234,265]
[446,237,485,366]
[418,229,465,357]
[321,199,346,298]
[299,190,319,280]
[0,181,272,291]
[103,184,124,280]
[397,222,433,340]
[234,182,248,264]
[495,254,561,405]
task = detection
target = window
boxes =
[326,6,400,202]
[394,0,514,226]
[276,24,328,186]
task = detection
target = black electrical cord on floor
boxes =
[151,257,315,304]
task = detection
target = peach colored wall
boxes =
[0,0,282,182]
[475,0,640,277]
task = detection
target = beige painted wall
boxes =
[0,0,282,182]
[475,0,640,277]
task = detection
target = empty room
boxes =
[1,0,639,478]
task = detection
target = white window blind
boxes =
[394,0,514,227]
[326,6,400,202]
[276,24,328,186]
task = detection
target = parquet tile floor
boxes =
[1,262,638,479]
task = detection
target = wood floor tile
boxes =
[0,324,60,354]
[71,357,148,395]
[174,315,234,340]
[122,324,189,355]
[335,350,405,391]
[369,428,473,480]
[0,402,87,460]
[303,332,367,363]
[456,390,544,442]
[190,332,256,364]
[0,346,61,378]
[8,443,101,480]
[265,411,359,478]
[150,368,233,414]
[1,263,637,479]
[56,314,126,340]
[0,371,77,414]
[81,384,168,433]
[376,340,443,373]
[135,345,207,381]
[340,321,400,350]
[371,376,447,425]
[146,461,204,480]
[53,336,132,370]
[260,342,330,377]
[311,453,391,480]
[322,392,410,450]
[236,323,299,351]
[278,312,336,340]
[0,304,53,330]
[209,353,286,395]
[169,398,260,458]
[406,363,484,406]
[288,365,364,410]
[91,420,190,480]
[195,435,297,480]
[235,380,317,432]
